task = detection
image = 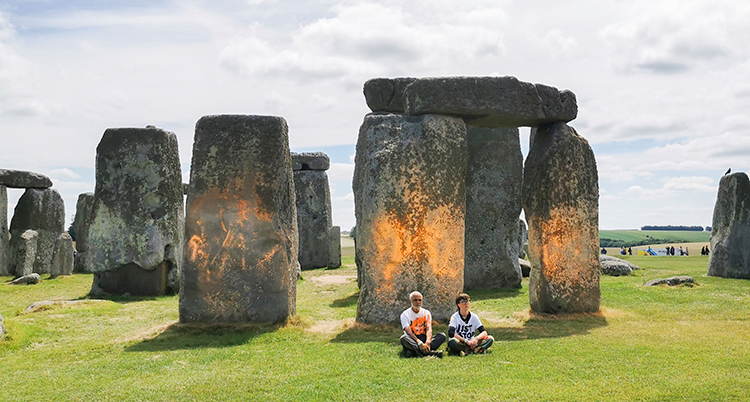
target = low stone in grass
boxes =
[0,313,4,337]
[10,272,41,285]
[599,255,639,276]
[644,276,695,286]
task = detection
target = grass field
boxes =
[599,230,710,243]
[2,253,749,401]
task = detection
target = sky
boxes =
[1,0,749,232]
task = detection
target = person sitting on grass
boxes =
[400,291,445,358]
[447,293,494,356]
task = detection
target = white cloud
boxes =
[49,168,81,180]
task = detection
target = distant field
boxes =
[600,230,710,245]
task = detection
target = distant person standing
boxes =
[601,247,607,254]
[671,246,676,256]
[679,246,684,256]
[628,247,632,255]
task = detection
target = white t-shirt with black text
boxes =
[449,311,483,341]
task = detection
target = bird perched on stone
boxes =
[725,168,731,175]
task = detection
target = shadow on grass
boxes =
[125,322,278,351]
[330,291,359,308]
[488,313,608,342]
[330,312,607,345]
[75,294,164,304]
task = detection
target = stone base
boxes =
[92,262,175,296]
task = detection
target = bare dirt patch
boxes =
[119,322,175,343]
[309,275,356,286]
[306,319,347,335]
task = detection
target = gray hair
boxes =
[409,291,422,301]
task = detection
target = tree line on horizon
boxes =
[640,225,708,231]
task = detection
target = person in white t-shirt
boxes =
[399,291,446,358]
[447,293,494,355]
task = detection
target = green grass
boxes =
[600,230,710,244]
[2,254,749,401]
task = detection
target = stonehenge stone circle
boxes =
[72,192,95,273]
[523,121,600,314]
[181,115,298,324]
[87,127,184,296]
[363,77,417,112]
[292,152,333,270]
[0,185,8,276]
[708,172,750,279]
[10,188,65,274]
[403,76,577,128]
[354,113,467,324]
[0,169,53,189]
[464,126,523,290]
[328,225,341,269]
[50,232,74,277]
[11,229,38,278]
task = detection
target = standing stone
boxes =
[11,229,38,278]
[72,192,95,273]
[464,126,523,290]
[88,127,184,296]
[292,152,333,270]
[180,115,298,324]
[354,113,467,324]
[9,188,65,274]
[328,226,341,269]
[50,232,74,277]
[518,219,529,259]
[523,122,600,314]
[0,185,8,276]
[708,172,750,279]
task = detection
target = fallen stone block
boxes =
[10,273,41,285]
[644,276,695,286]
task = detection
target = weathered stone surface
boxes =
[0,169,53,189]
[50,232,74,278]
[363,77,417,112]
[599,255,633,276]
[10,229,37,277]
[600,255,640,276]
[73,192,95,273]
[9,188,64,274]
[518,219,528,259]
[645,276,695,286]
[464,126,523,290]
[10,272,41,285]
[708,172,750,279]
[403,76,577,128]
[523,122,600,314]
[328,226,341,269]
[292,152,330,171]
[0,185,8,276]
[294,170,332,269]
[519,258,531,278]
[180,115,298,324]
[88,127,184,296]
[354,113,467,324]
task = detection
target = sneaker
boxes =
[431,350,443,359]
[459,350,466,357]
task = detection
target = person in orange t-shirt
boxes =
[399,291,445,358]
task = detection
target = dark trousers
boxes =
[400,332,446,356]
